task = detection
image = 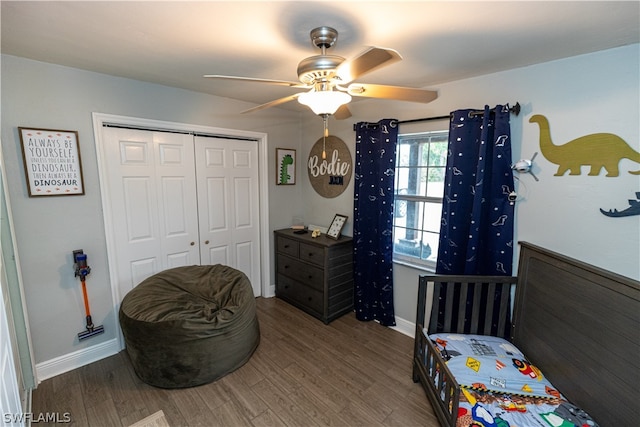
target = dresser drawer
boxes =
[276,236,299,257]
[276,254,324,291]
[299,242,325,267]
[276,274,323,315]
[274,228,353,324]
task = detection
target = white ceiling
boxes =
[2,1,639,112]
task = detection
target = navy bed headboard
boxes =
[512,242,640,426]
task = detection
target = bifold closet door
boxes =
[194,136,261,295]
[102,127,200,298]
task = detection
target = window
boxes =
[393,130,448,268]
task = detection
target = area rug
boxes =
[128,410,170,427]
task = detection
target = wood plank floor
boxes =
[31,297,439,427]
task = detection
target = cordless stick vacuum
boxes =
[73,250,104,341]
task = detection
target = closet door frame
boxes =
[92,113,271,348]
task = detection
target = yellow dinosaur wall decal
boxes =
[529,114,640,177]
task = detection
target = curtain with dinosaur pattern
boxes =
[436,105,515,275]
[353,119,398,327]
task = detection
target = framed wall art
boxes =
[327,214,348,239]
[276,148,296,185]
[19,127,85,197]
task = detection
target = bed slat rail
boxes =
[413,276,460,427]
[413,274,517,427]
[425,275,517,339]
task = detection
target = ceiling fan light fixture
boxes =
[298,90,352,115]
[205,26,438,116]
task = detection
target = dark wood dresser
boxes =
[274,228,354,324]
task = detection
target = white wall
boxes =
[0,55,303,370]
[298,44,640,325]
[1,43,638,374]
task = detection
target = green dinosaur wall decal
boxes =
[529,114,640,177]
[279,154,294,184]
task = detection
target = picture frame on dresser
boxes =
[326,214,347,239]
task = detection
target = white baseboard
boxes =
[265,285,276,298]
[390,315,415,338]
[35,338,120,383]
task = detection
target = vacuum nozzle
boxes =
[78,324,105,341]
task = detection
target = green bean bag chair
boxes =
[119,264,260,388]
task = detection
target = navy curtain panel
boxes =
[353,119,398,326]
[434,105,514,337]
[436,105,515,275]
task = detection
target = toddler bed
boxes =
[412,242,639,427]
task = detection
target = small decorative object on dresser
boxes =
[274,228,353,323]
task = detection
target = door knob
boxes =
[190,242,195,246]
[204,240,210,244]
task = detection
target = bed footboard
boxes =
[412,274,517,427]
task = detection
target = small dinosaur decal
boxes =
[278,154,294,184]
[600,192,640,217]
[529,114,640,177]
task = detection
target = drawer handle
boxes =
[308,253,314,257]
[284,265,290,269]
[284,244,290,248]
[308,275,313,279]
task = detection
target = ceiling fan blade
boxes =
[333,105,352,120]
[241,93,301,114]
[348,83,438,103]
[335,47,402,83]
[204,75,307,88]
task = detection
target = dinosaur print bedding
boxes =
[428,333,600,427]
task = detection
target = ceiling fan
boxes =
[204,26,438,120]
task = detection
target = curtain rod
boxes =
[353,102,520,130]
[395,102,521,125]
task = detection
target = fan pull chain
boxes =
[322,114,329,159]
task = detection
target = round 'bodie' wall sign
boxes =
[307,135,352,198]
